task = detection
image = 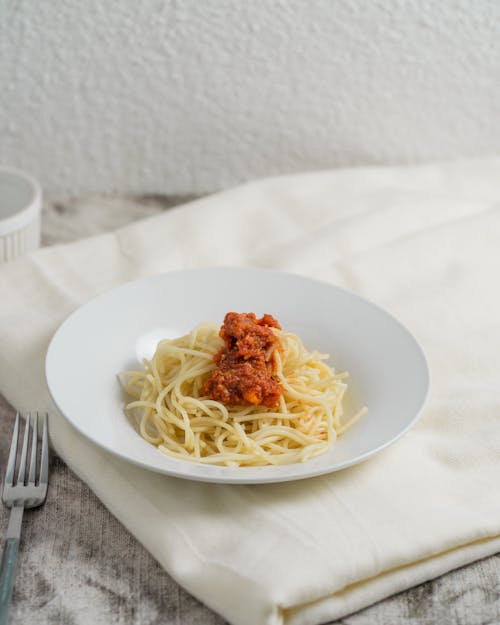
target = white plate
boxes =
[46,268,429,484]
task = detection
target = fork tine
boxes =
[40,413,49,486]
[5,412,20,486]
[16,413,31,485]
[28,411,39,484]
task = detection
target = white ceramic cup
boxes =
[0,166,42,262]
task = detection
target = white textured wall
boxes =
[1,0,499,198]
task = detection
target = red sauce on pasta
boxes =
[204,312,282,407]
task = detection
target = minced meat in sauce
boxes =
[203,312,283,408]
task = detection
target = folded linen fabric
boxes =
[0,158,499,625]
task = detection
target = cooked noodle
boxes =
[120,322,366,467]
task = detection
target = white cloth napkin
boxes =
[1,158,500,625]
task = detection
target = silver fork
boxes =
[0,413,49,625]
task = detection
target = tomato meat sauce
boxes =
[204,312,283,408]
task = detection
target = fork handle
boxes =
[0,538,19,625]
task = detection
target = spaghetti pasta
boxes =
[121,316,366,467]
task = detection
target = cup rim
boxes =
[0,166,42,235]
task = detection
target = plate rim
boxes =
[45,266,430,484]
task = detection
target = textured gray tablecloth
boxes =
[0,196,498,625]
